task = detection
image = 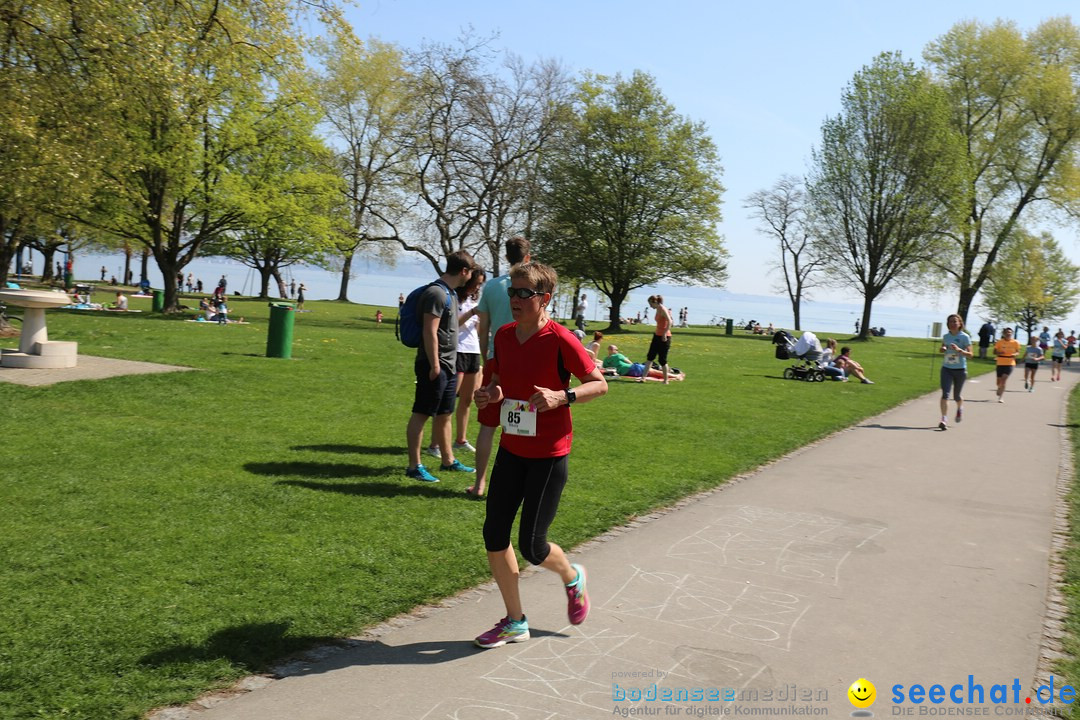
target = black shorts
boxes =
[996,365,1014,377]
[647,334,671,366]
[456,352,481,374]
[1024,363,1040,370]
[413,358,457,416]
[1053,356,1064,365]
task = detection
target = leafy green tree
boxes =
[980,230,1080,338]
[535,71,726,330]
[311,29,413,301]
[0,0,110,285]
[808,52,963,339]
[925,18,1080,322]
[64,1,319,312]
[208,84,343,299]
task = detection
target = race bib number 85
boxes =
[501,399,537,436]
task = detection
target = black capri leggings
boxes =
[483,448,569,565]
[647,334,671,366]
[940,366,967,401]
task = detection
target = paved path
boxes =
[165,366,1077,720]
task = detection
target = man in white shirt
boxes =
[574,293,588,331]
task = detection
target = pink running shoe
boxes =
[474,616,529,649]
[566,564,590,625]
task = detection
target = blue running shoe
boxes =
[440,459,475,473]
[405,464,440,483]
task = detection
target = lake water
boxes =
[25,250,953,339]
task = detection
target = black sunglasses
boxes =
[507,287,545,300]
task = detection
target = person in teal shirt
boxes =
[1051,330,1066,382]
[939,314,973,431]
[602,345,684,381]
[1023,333,1045,392]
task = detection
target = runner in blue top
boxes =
[1051,330,1066,382]
[1023,334,1045,392]
[1039,326,1052,352]
[939,314,973,431]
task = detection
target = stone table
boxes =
[0,289,78,368]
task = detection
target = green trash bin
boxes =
[725,318,734,335]
[266,302,295,359]
[152,290,164,313]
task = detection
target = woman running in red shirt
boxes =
[472,262,608,648]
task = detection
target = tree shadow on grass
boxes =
[138,622,336,673]
[276,479,465,499]
[244,461,396,479]
[291,444,401,455]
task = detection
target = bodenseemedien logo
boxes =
[849,678,876,717]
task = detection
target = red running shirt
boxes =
[493,320,595,458]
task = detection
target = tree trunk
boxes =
[272,269,287,298]
[336,252,353,302]
[156,256,181,311]
[859,296,873,340]
[40,247,57,283]
[955,286,978,325]
[139,249,149,285]
[257,265,273,299]
[0,227,17,287]
[122,245,131,287]
[607,302,623,331]
[791,292,802,332]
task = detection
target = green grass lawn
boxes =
[0,296,992,719]
[1057,386,1080,718]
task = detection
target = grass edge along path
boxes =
[1056,385,1080,718]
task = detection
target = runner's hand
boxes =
[530,385,563,412]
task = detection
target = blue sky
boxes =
[342,1,1077,321]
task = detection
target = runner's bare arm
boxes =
[529,368,607,412]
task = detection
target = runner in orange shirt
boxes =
[993,327,1021,403]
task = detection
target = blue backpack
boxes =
[399,281,452,348]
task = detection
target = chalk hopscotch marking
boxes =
[667,505,886,585]
[419,696,563,720]
[602,568,809,649]
[478,628,769,712]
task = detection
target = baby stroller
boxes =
[772,330,825,382]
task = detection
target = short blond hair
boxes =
[509,261,558,295]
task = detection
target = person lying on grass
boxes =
[601,345,685,382]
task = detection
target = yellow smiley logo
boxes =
[848,678,876,709]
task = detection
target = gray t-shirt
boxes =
[417,281,458,370]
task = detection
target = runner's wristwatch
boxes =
[564,388,576,405]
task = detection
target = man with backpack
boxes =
[405,250,478,483]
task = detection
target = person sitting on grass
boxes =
[601,345,685,382]
[585,331,603,360]
[820,338,847,381]
[833,346,874,384]
[111,292,128,311]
